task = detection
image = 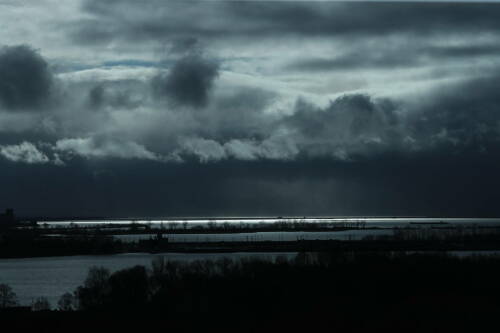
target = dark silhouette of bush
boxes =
[62,250,500,332]
[6,252,500,333]
[75,265,149,311]
[58,292,77,311]
[75,267,110,311]
[108,266,149,310]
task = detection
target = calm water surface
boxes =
[39,217,500,229]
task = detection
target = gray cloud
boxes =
[55,136,162,161]
[169,37,201,55]
[152,53,219,108]
[170,73,500,163]
[287,42,500,72]
[0,141,49,164]
[73,1,500,44]
[0,45,53,110]
[405,74,500,153]
[4,69,499,165]
[87,85,105,109]
[276,95,401,160]
[86,81,145,110]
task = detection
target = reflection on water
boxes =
[0,252,295,307]
[39,217,500,229]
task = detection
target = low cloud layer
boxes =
[0,142,49,164]
[55,137,162,161]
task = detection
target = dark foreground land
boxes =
[3,251,500,332]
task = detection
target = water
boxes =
[6,216,500,308]
[38,217,500,229]
[0,252,295,307]
[114,229,393,242]
[2,249,500,308]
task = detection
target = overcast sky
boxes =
[1,0,500,217]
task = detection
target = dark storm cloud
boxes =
[0,45,53,110]
[86,82,144,110]
[288,54,418,72]
[406,74,500,152]
[167,70,500,163]
[3,1,500,219]
[195,87,277,141]
[287,42,500,72]
[222,2,500,36]
[152,53,219,107]
[72,1,500,45]
[277,72,500,160]
[3,49,499,166]
[169,37,201,55]
[427,44,500,58]
[3,53,500,217]
[287,95,398,140]
[281,94,401,158]
[3,155,500,218]
[45,68,500,164]
[87,85,105,109]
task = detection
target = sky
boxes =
[1,0,500,217]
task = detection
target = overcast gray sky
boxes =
[1,0,500,217]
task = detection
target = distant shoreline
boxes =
[21,216,500,222]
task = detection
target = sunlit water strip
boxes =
[38,217,500,228]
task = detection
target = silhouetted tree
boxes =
[0,283,18,308]
[76,266,110,310]
[32,296,51,311]
[58,292,77,311]
[108,265,149,310]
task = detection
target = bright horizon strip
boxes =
[39,217,500,226]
